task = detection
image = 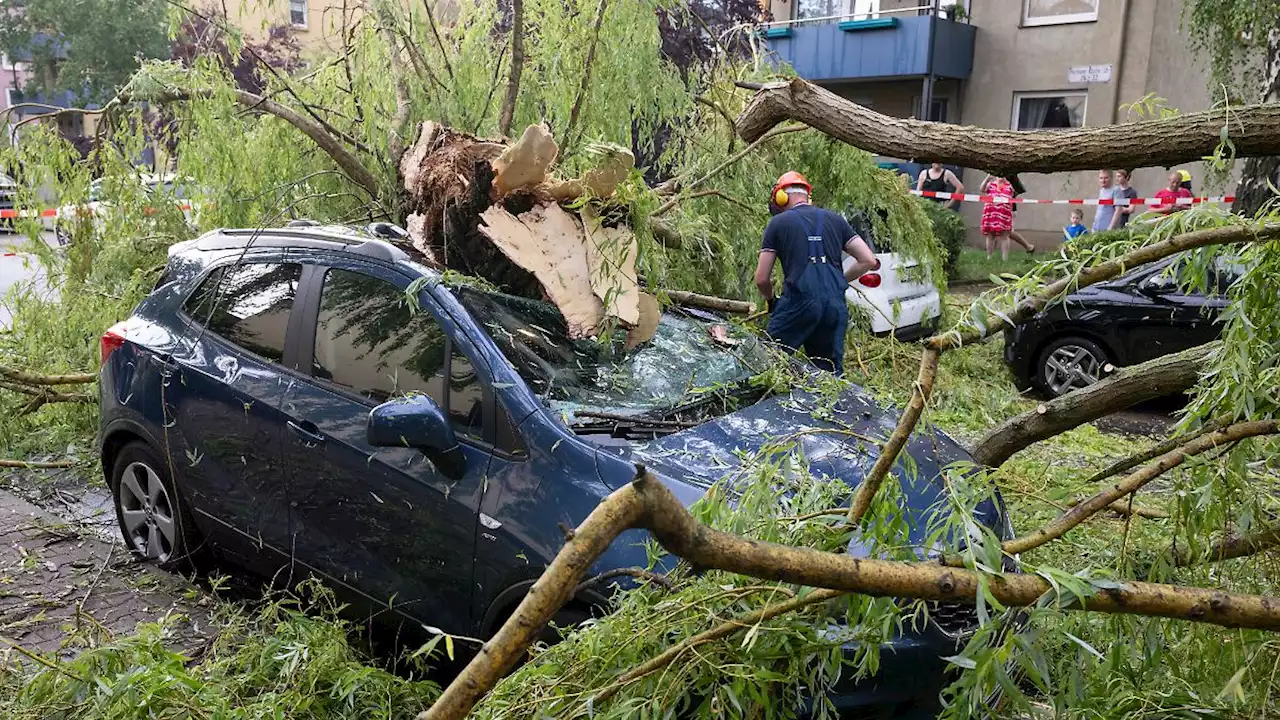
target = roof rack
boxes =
[193,226,409,262]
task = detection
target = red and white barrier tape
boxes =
[0,202,196,220]
[911,190,1235,206]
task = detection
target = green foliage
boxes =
[0,585,441,719]
[0,0,171,104]
[918,198,966,278]
[1182,0,1280,100]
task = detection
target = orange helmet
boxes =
[772,171,812,206]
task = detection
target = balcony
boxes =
[762,14,975,83]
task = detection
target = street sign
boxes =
[1068,64,1112,83]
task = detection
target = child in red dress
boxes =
[981,176,1015,261]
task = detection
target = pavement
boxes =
[0,230,58,329]
[0,468,216,661]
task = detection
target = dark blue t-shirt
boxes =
[761,205,855,289]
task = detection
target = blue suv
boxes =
[98,224,1009,717]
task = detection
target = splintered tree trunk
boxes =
[1232,24,1280,217]
[734,79,1280,175]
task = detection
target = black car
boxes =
[1004,255,1242,397]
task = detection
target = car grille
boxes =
[927,601,979,637]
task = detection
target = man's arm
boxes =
[944,170,964,210]
[916,171,927,191]
[755,250,777,304]
[843,235,877,282]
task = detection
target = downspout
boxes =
[1109,0,1132,124]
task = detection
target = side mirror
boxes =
[368,395,465,474]
[1139,276,1175,296]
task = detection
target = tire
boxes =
[109,441,204,572]
[1033,336,1109,398]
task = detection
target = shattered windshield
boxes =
[452,286,768,419]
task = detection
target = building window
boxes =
[795,0,877,21]
[289,0,308,28]
[1022,0,1098,27]
[912,97,949,122]
[1012,91,1087,130]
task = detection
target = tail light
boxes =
[101,321,128,365]
[858,272,882,288]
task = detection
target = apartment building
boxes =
[762,0,1230,247]
[230,0,361,57]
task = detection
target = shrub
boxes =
[917,198,966,279]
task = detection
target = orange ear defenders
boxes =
[771,171,812,209]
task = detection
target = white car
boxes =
[48,173,199,243]
[844,251,942,340]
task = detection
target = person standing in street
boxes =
[1006,173,1036,254]
[1092,170,1119,232]
[916,162,965,210]
[1153,171,1194,215]
[980,175,1016,261]
[1108,168,1138,230]
[755,171,878,374]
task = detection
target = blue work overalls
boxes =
[765,210,849,374]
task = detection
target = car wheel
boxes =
[1035,337,1109,397]
[110,441,203,571]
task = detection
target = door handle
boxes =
[287,420,326,447]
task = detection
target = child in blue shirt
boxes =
[1063,209,1088,242]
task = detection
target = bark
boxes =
[1178,520,1280,566]
[0,365,96,385]
[970,343,1216,468]
[1078,420,1227,489]
[664,289,755,314]
[0,459,75,468]
[560,0,611,150]
[735,79,1280,175]
[1231,24,1280,217]
[421,469,1280,720]
[847,347,939,523]
[497,0,524,137]
[1002,420,1280,555]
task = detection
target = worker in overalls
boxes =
[754,172,878,374]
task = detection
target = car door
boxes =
[165,258,303,576]
[279,260,493,636]
[1120,261,1225,364]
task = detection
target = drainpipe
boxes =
[1108,0,1132,124]
[921,0,940,120]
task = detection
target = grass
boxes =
[953,246,1048,285]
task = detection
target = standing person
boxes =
[1063,209,1088,242]
[1153,171,1194,215]
[980,175,1015,261]
[1108,168,1138,230]
[755,171,878,374]
[1006,173,1036,254]
[916,162,964,210]
[1092,170,1119,232]
[1179,169,1193,194]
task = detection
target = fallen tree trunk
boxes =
[421,468,1280,720]
[734,79,1280,175]
[665,289,755,314]
[970,343,1216,468]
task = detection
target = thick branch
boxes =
[423,471,1280,720]
[560,0,610,150]
[374,2,413,165]
[654,124,807,209]
[497,0,524,137]
[1003,420,1280,555]
[1079,420,1227,489]
[847,347,939,523]
[0,365,96,385]
[664,289,754,314]
[735,79,1280,174]
[970,343,1216,468]
[0,459,75,468]
[1178,521,1280,566]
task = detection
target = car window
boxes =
[185,262,301,363]
[496,404,527,457]
[312,268,450,407]
[448,347,485,439]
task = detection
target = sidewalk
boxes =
[0,484,215,660]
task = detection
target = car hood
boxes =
[598,385,1002,547]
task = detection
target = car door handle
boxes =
[287,420,326,447]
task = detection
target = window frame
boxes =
[177,259,307,369]
[296,262,515,453]
[1010,90,1088,131]
[288,0,309,29]
[1021,0,1098,27]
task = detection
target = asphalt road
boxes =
[0,230,58,329]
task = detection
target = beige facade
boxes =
[763,0,1233,248]
[229,0,362,57]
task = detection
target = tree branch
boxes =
[653,124,807,210]
[560,0,611,151]
[1178,520,1280,566]
[735,78,1280,174]
[1002,420,1280,556]
[421,0,456,82]
[497,0,524,137]
[0,365,96,385]
[1078,419,1228,489]
[373,1,413,165]
[970,342,1217,468]
[421,468,1280,720]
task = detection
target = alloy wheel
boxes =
[116,461,178,564]
[1043,344,1104,396]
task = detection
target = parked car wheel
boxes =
[110,441,202,571]
[1034,336,1109,397]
